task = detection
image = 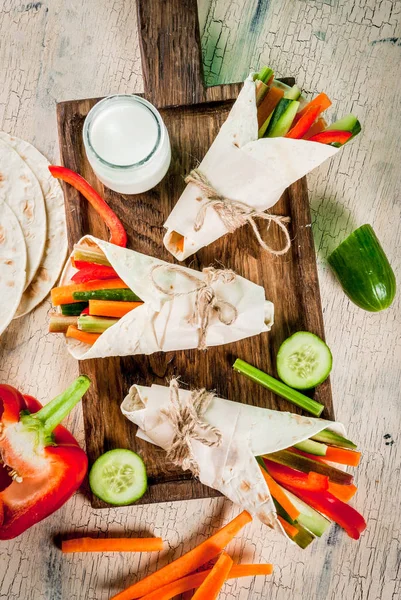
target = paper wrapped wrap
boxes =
[60,236,274,360]
[121,382,345,536]
[164,75,338,260]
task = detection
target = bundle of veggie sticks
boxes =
[254,66,361,144]
[257,427,366,547]
[49,244,140,345]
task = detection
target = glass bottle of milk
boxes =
[83,95,171,194]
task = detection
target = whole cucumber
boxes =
[328,224,396,312]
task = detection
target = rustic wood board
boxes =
[56,0,334,508]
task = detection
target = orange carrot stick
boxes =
[257,86,284,128]
[66,326,101,345]
[110,511,252,600]
[328,482,358,503]
[139,564,274,600]
[285,104,325,139]
[277,515,299,538]
[325,447,361,467]
[302,116,327,139]
[260,467,300,521]
[61,537,164,553]
[293,92,332,124]
[89,300,143,318]
[51,279,128,306]
[192,552,233,600]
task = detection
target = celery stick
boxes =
[254,67,274,83]
[78,315,118,333]
[294,439,327,456]
[233,358,324,417]
[49,314,78,333]
[255,80,269,105]
[264,450,353,485]
[73,245,111,266]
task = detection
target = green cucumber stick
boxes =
[233,358,324,417]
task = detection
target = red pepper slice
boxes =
[283,484,366,540]
[264,458,329,491]
[49,166,127,247]
[308,130,352,145]
[0,377,90,540]
[71,264,118,284]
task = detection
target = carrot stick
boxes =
[89,300,143,318]
[257,86,284,128]
[328,482,357,503]
[66,326,101,345]
[110,511,252,600]
[293,92,332,124]
[324,447,361,467]
[51,279,128,306]
[192,552,233,600]
[277,515,299,538]
[302,116,327,139]
[260,467,300,521]
[285,104,325,139]
[61,537,163,553]
[139,564,274,600]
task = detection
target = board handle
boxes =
[137,0,241,107]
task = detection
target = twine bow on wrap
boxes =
[162,378,222,477]
[150,264,238,350]
[185,168,291,256]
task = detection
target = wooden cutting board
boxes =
[56,0,334,508]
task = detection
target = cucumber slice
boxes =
[265,99,300,137]
[312,428,357,449]
[294,438,327,456]
[277,331,332,389]
[89,449,147,506]
[73,288,141,302]
[284,84,301,100]
[61,302,89,316]
[328,224,396,312]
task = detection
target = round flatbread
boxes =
[0,138,46,291]
[0,202,27,335]
[0,133,67,317]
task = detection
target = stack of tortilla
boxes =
[0,133,67,335]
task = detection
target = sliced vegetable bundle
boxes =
[49,236,274,359]
[122,380,366,548]
[164,66,361,260]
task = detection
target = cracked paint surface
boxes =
[0,0,400,599]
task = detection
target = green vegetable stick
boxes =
[233,358,324,417]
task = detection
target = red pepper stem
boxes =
[32,376,91,435]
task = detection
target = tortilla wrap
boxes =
[121,382,345,537]
[0,138,46,289]
[0,202,27,335]
[60,236,274,360]
[164,75,338,260]
[0,133,67,317]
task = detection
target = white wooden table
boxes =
[0,1,400,599]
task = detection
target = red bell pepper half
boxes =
[0,376,90,540]
[283,484,366,540]
[71,264,118,284]
[49,166,127,247]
